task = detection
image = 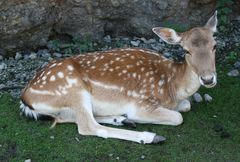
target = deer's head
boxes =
[153,11,218,88]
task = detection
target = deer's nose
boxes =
[200,76,214,85]
[199,74,217,88]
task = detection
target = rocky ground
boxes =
[0,20,239,100]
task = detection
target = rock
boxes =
[15,52,22,60]
[140,155,145,160]
[0,0,216,56]
[234,61,240,69]
[50,135,54,139]
[29,52,37,59]
[53,52,62,58]
[193,93,203,103]
[41,62,49,68]
[0,84,5,89]
[227,69,239,77]
[0,55,3,61]
[150,44,161,51]
[204,94,213,102]
[24,159,31,162]
[75,137,80,142]
[140,38,156,44]
[108,153,113,157]
[116,156,119,160]
[163,52,171,57]
[130,40,140,47]
[0,63,7,71]
[103,35,111,43]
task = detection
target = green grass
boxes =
[0,67,240,162]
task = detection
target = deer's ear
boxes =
[152,27,182,44]
[205,11,218,33]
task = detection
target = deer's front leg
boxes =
[74,90,165,144]
[175,99,191,112]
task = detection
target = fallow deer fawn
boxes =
[20,11,218,144]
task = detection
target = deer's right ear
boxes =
[152,27,182,45]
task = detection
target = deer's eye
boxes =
[213,45,217,51]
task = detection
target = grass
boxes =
[0,67,240,162]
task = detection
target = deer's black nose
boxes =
[200,76,214,85]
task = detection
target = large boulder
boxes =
[0,0,216,56]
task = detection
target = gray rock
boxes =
[122,37,130,41]
[103,35,111,43]
[140,38,156,44]
[0,0,215,56]
[41,62,49,68]
[163,52,171,57]
[50,135,54,139]
[140,155,145,160]
[227,69,239,77]
[29,52,37,59]
[53,52,62,58]
[15,52,22,60]
[0,63,7,71]
[150,44,161,51]
[193,93,203,103]
[24,159,31,162]
[234,61,240,69]
[130,40,141,47]
[0,55,3,61]
[0,84,5,89]
[204,94,213,102]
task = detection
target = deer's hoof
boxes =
[151,135,166,144]
[122,119,137,128]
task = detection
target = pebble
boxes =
[234,61,240,69]
[204,94,213,102]
[75,137,80,142]
[0,63,7,71]
[41,62,49,68]
[140,37,156,44]
[130,40,140,47]
[103,35,111,43]
[24,159,31,162]
[15,52,22,60]
[53,52,62,58]
[140,155,145,160]
[150,44,161,51]
[29,52,37,59]
[163,52,171,57]
[0,84,5,89]
[227,69,239,77]
[193,93,203,103]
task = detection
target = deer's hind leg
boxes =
[71,90,165,144]
[127,106,183,126]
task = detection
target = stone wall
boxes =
[0,0,216,56]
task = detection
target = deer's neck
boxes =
[174,61,201,101]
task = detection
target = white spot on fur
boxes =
[50,75,56,82]
[158,80,164,87]
[67,65,74,71]
[57,72,64,78]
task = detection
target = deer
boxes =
[20,11,218,144]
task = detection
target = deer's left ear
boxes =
[205,11,218,33]
[152,27,182,45]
